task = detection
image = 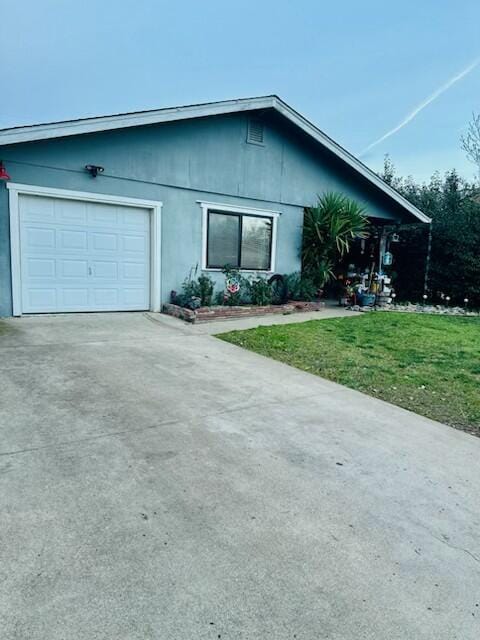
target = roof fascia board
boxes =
[272,98,431,224]
[0,96,276,146]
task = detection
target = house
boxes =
[0,95,430,317]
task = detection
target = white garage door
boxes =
[18,194,151,313]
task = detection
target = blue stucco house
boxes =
[0,95,429,317]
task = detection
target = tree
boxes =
[379,157,480,306]
[461,113,480,181]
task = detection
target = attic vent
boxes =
[247,118,264,145]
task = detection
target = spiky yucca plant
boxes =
[302,192,368,286]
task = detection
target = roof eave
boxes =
[0,95,277,146]
[0,94,430,224]
[271,97,431,224]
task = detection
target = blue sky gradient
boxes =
[1,0,479,181]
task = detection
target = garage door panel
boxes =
[123,288,148,305]
[61,259,89,278]
[25,227,56,249]
[92,232,118,251]
[19,194,151,313]
[123,262,146,280]
[88,202,119,225]
[62,288,89,308]
[24,289,57,310]
[92,289,119,306]
[122,234,147,253]
[91,261,118,279]
[20,195,55,221]
[58,199,87,224]
[121,207,150,228]
[26,258,56,278]
[60,230,88,250]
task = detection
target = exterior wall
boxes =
[0,110,407,316]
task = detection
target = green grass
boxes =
[219,313,480,436]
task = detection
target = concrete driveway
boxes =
[0,313,479,640]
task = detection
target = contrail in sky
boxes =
[359,57,480,157]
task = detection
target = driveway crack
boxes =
[0,387,344,459]
[427,529,480,565]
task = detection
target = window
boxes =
[205,209,275,271]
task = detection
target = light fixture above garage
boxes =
[85,164,104,178]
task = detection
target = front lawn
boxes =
[219,313,480,436]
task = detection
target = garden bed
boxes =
[375,302,479,317]
[163,300,325,323]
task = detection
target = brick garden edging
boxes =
[163,301,325,323]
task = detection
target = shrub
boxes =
[247,276,273,306]
[174,270,215,308]
[284,272,317,301]
[214,290,227,305]
[172,290,201,310]
[379,158,480,307]
[197,274,214,306]
[182,275,200,300]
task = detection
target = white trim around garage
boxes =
[6,182,163,316]
[198,200,279,273]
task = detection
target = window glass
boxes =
[206,211,273,270]
[207,212,240,267]
[240,216,272,270]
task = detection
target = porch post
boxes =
[378,229,388,272]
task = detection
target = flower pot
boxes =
[358,293,376,307]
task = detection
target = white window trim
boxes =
[7,183,163,316]
[198,200,279,273]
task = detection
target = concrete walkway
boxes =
[0,312,479,640]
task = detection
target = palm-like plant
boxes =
[302,192,368,286]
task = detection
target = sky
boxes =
[1,0,479,182]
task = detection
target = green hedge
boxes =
[381,159,480,307]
